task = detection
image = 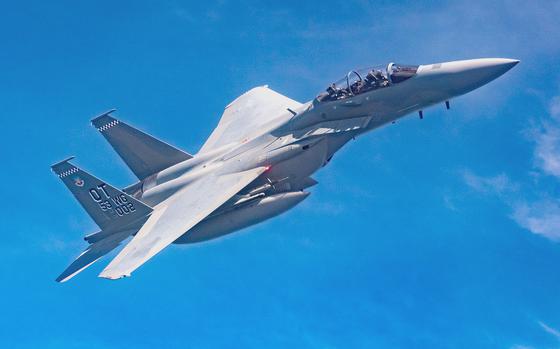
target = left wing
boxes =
[200,86,302,153]
[99,166,266,279]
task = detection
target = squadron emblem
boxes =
[73,177,84,187]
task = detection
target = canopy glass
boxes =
[316,63,419,102]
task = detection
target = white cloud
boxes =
[512,200,560,241]
[443,194,458,212]
[532,98,560,179]
[460,165,560,242]
[462,170,517,195]
[534,124,560,178]
[508,321,560,349]
[294,0,560,62]
[539,321,560,341]
[508,93,560,241]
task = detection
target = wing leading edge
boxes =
[99,166,267,279]
[200,86,302,153]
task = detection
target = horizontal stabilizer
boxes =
[56,230,133,282]
[92,110,193,179]
[84,215,148,244]
[51,158,153,231]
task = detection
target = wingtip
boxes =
[98,271,130,280]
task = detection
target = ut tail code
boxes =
[88,183,136,217]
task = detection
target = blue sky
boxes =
[1,1,560,348]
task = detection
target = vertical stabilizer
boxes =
[51,157,152,230]
[91,110,193,179]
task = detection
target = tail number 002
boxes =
[89,184,136,216]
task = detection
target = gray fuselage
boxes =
[137,58,519,243]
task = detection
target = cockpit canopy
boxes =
[316,63,419,103]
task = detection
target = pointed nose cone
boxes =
[417,58,519,97]
[492,58,520,69]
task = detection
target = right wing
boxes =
[99,166,266,279]
[91,110,193,180]
[200,86,302,153]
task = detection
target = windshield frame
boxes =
[315,63,419,103]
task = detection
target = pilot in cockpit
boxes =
[350,79,365,95]
[365,70,388,89]
[316,68,391,103]
[316,83,338,102]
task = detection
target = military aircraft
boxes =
[52,58,518,282]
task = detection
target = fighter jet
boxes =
[52,58,518,282]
